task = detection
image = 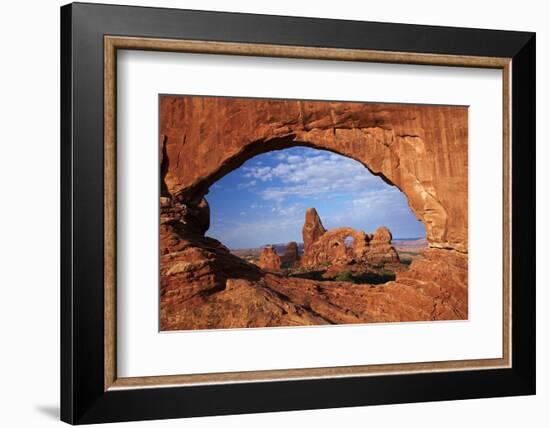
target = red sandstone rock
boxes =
[372,226,392,244]
[160,96,468,252]
[158,95,468,331]
[300,211,400,268]
[302,208,326,253]
[160,215,466,330]
[281,241,299,267]
[258,246,282,271]
[160,227,467,330]
[159,204,464,331]
[365,227,401,264]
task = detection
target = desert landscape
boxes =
[159,95,468,331]
[233,208,425,285]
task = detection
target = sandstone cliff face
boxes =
[159,95,468,331]
[160,96,468,252]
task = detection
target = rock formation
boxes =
[300,209,399,268]
[160,195,210,235]
[160,96,468,252]
[158,95,468,331]
[258,246,282,271]
[303,208,327,253]
[160,222,467,330]
[365,227,401,264]
[281,241,299,267]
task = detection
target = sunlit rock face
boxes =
[302,208,327,254]
[258,246,282,272]
[300,208,400,268]
[160,96,468,252]
[159,95,468,331]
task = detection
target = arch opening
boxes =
[344,236,354,248]
[204,146,426,285]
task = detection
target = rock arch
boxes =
[160,96,468,252]
[159,95,468,331]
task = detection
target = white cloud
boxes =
[241,151,384,202]
[286,154,303,164]
[243,166,273,181]
[206,148,425,247]
[271,203,304,217]
[237,179,257,190]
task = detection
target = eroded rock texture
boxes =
[159,95,468,331]
[303,208,327,253]
[160,96,468,251]
[258,246,282,272]
[281,241,299,267]
[368,227,401,264]
[301,209,399,267]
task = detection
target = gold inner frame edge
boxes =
[104,35,512,391]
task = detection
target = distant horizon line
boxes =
[228,236,427,250]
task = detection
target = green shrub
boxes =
[335,270,354,282]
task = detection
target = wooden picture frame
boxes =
[61,2,535,424]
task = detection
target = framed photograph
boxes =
[60,2,535,424]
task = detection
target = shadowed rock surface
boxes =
[159,95,468,331]
[281,241,299,267]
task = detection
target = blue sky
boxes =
[205,147,425,249]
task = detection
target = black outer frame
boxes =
[60,2,536,424]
